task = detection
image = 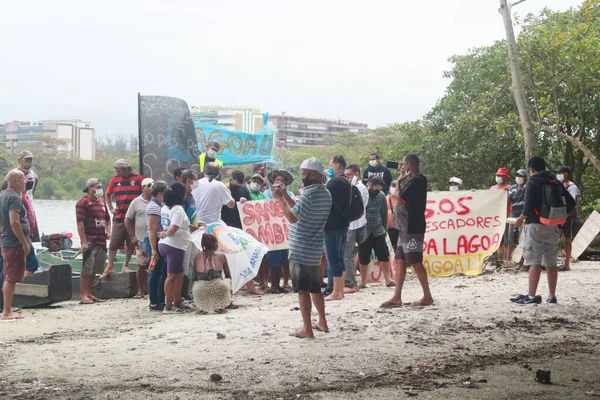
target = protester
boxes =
[382,153,434,308]
[75,178,110,305]
[363,153,393,194]
[179,169,199,224]
[449,177,463,191]
[387,180,400,254]
[358,176,394,288]
[144,181,168,311]
[192,234,232,314]
[17,150,39,202]
[507,169,528,260]
[125,178,154,299]
[491,167,512,260]
[322,155,351,301]
[343,164,368,293]
[513,156,575,305]
[103,159,143,277]
[272,157,331,338]
[0,170,30,319]
[173,168,184,183]
[159,186,191,313]
[264,169,295,293]
[199,141,223,174]
[555,166,581,271]
[192,163,235,226]
[221,170,251,230]
[21,186,39,277]
[244,173,269,290]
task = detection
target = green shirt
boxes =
[249,191,266,201]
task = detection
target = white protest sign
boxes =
[571,210,600,261]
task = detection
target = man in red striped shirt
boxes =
[102,159,143,277]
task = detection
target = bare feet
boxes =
[409,297,434,306]
[79,297,94,305]
[380,299,404,308]
[325,294,344,301]
[90,296,105,303]
[100,268,114,279]
[133,293,144,299]
[246,287,263,295]
[312,321,329,333]
[1,312,24,320]
[289,328,314,339]
[121,266,132,274]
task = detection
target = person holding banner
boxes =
[199,141,223,174]
[555,165,581,271]
[272,157,331,338]
[192,163,235,226]
[381,153,434,308]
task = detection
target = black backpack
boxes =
[331,177,365,223]
[536,179,570,226]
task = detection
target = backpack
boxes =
[331,178,365,223]
[536,179,568,226]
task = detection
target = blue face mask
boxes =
[326,167,335,179]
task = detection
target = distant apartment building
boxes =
[268,114,369,149]
[190,105,265,133]
[0,119,96,160]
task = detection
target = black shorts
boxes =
[290,263,321,294]
[562,216,576,239]
[388,229,399,251]
[395,233,424,265]
[501,223,510,246]
[358,234,389,266]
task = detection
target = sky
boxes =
[0,0,582,137]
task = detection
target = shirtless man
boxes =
[381,153,434,308]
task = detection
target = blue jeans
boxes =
[143,237,166,305]
[325,227,348,288]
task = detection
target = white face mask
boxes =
[207,149,217,159]
[449,186,459,192]
[369,160,378,168]
[495,176,504,185]
[191,180,199,191]
[556,174,564,182]
[94,188,104,198]
[250,182,261,192]
[299,187,305,195]
[390,187,398,196]
[516,177,525,185]
[351,176,358,186]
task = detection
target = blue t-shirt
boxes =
[264,189,295,200]
[289,185,331,266]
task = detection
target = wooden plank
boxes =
[15,283,49,298]
[572,211,600,261]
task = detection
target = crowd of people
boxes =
[0,147,583,335]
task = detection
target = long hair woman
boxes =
[158,185,191,313]
[144,181,168,311]
[192,233,232,314]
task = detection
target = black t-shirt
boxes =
[399,174,427,234]
[221,185,250,229]
[325,176,350,231]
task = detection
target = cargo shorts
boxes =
[522,223,560,268]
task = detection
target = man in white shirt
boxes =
[343,164,369,292]
[555,165,581,271]
[192,163,235,225]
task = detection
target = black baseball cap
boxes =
[555,166,571,174]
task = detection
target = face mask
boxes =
[207,149,217,159]
[351,176,358,186]
[449,186,459,192]
[302,176,314,188]
[390,187,397,196]
[368,189,380,198]
[495,176,504,185]
[191,180,199,191]
[299,187,305,195]
[516,177,525,185]
[94,188,104,198]
[326,167,334,179]
[369,160,378,168]
[250,182,261,192]
[556,174,564,182]
[25,180,34,191]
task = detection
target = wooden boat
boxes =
[0,264,72,309]
[37,248,136,273]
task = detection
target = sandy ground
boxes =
[1,261,599,400]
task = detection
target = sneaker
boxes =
[149,304,162,311]
[163,306,183,314]
[514,295,542,305]
[322,287,333,296]
[546,296,558,304]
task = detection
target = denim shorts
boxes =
[267,250,289,269]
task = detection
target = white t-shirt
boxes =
[349,181,369,230]
[192,178,234,225]
[159,205,190,250]
[125,195,149,241]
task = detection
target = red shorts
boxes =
[2,246,26,283]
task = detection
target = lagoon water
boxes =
[34,199,80,247]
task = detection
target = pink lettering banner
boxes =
[238,200,290,251]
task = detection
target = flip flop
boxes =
[380,301,404,309]
[312,324,329,333]
[133,294,144,299]
[79,299,94,305]
[386,281,397,288]
[407,301,434,307]
[91,298,105,303]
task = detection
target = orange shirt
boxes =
[386,195,398,229]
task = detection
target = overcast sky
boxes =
[0,0,582,137]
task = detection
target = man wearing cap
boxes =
[199,141,223,174]
[125,178,154,299]
[17,151,41,277]
[248,174,266,201]
[102,159,143,277]
[555,166,581,271]
[17,150,39,202]
[449,177,463,191]
[271,157,331,338]
[76,178,111,304]
[507,169,528,259]
[491,167,512,259]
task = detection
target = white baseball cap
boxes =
[300,157,327,178]
[142,178,154,187]
[449,177,463,186]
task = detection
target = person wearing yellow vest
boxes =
[199,141,223,174]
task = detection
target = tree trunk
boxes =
[540,126,600,176]
[499,0,536,162]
